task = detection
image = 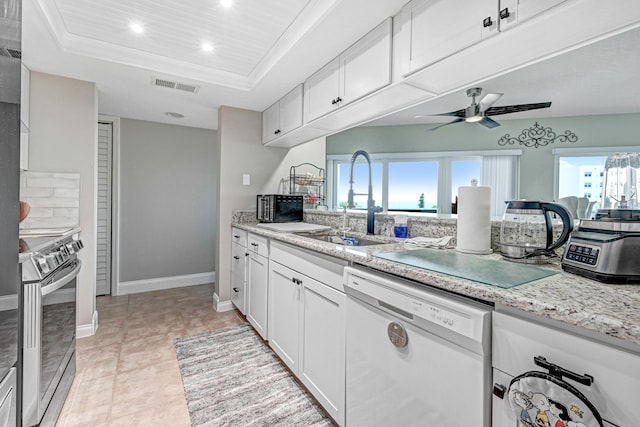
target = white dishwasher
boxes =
[343,266,492,427]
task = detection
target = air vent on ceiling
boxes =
[0,47,21,59]
[151,77,199,94]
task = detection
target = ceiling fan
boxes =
[418,87,552,131]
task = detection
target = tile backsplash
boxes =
[20,172,80,229]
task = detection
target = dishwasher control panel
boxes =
[344,267,491,346]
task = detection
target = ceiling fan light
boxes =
[465,115,483,123]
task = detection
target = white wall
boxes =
[214,106,288,307]
[259,136,326,194]
[28,72,98,334]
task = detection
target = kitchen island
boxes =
[231,221,640,349]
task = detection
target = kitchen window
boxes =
[327,149,520,216]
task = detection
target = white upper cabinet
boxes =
[498,0,566,31]
[262,84,303,144]
[401,0,498,77]
[305,18,392,123]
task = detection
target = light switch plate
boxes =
[242,174,251,186]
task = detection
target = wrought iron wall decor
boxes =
[497,122,578,148]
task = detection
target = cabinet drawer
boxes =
[270,240,346,292]
[231,228,247,247]
[231,242,247,280]
[247,233,269,258]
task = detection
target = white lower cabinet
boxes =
[230,239,248,314]
[246,233,269,339]
[268,241,347,426]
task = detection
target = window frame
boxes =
[327,149,521,215]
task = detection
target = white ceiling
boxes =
[21,0,640,132]
[22,0,408,129]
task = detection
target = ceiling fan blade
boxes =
[478,117,500,129]
[485,102,552,116]
[425,118,464,131]
[415,108,466,119]
[479,93,503,112]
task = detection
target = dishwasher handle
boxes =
[534,356,594,386]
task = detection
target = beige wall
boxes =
[215,106,288,304]
[119,118,217,283]
[259,136,326,194]
[28,72,98,331]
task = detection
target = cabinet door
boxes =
[262,101,280,144]
[304,57,340,123]
[498,0,567,31]
[402,0,498,76]
[230,242,247,281]
[300,277,346,426]
[341,18,392,106]
[246,252,268,339]
[278,84,303,135]
[231,273,246,314]
[268,262,301,371]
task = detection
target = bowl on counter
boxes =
[19,201,30,222]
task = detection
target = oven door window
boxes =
[40,273,76,402]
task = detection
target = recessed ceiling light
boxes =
[220,0,233,7]
[130,22,144,34]
[165,112,184,119]
[202,42,214,53]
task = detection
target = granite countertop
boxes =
[233,222,640,350]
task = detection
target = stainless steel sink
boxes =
[296,231,388,246]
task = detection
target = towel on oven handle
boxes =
[507,371,603,427]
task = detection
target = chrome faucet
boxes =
[347,150,383,235]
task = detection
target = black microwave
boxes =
[256,194,304,223]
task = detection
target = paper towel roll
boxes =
[456,180,492,254]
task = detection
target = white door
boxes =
[278,84,303,135]
[498,0,567,31]
[300,277,345,426]
[267,262,301,370]
[304,57,340,123]
[261,101,279,144]
[340,18,392,106]
[246,252,268,339]
[402,0,498,76]
[96,121,113,296]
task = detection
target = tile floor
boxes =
[55,284,245,427]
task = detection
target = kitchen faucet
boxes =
[347,150,383,235]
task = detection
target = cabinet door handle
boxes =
[533,356,594,386]
[251,243,259,247]
[483,16,493,27]
[331,98,337,105]
[336,97,342,103]
[233,234,240,239]
[233,287,240,293]
[499,7,510,19]
[233,256,240,260]
[245,252,249,257]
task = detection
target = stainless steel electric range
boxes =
[19,232,83,427]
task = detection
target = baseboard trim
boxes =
[77,310,98,338]
[213,292,234,312]
[118,272,215,295]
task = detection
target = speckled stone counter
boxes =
[232,220,640,350]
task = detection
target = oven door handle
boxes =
[41,260,82,296]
